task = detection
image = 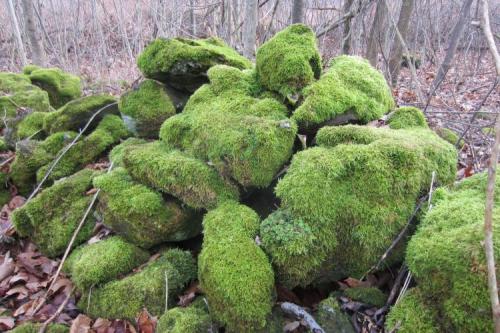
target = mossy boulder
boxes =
[387,106,428,129]
[198,202,275,332]
[315,297,355,333]
[65,236,149,290]
[435,127,461,146]
[11,169,100,257]
[94,167,201,248]
[43,94,118,134]
[16,111,48,140]
[8,323,69,333]
[28,67,82,108]
[157,302,212,333]
[108,137,147,167]
[80,248,196,320]
[123,142,239,210]
[256,24,321,100]
[137,37,252,92]
[160,65,297,188]
[292,55,394,130]
[344,287,386,307]
[261,125,457,287]
[0,171,10,207]
[119,79,176,138]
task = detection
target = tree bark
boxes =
[388,0,415,85]
[366,0,386,66]
[242,0,258,59]
[6,0,27,66]
[291,0,304,24]
[21,0,45,66]
[342,0,355,54]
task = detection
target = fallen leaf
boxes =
[136,309,156,333]
[0,316,15,330]
[70,314,92,333]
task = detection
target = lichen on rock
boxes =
[28,67,82,108]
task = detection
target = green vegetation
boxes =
[0,171,10,206]
[9,323,69,333]
[28,67,82,108]
[119,79,176,138]
[256,24,321,100]
[292,55,394,130]
[315,297,355,333]
[16,112,48,140]
[108,138,147,167]
[387,106,428,129]
[434,127,461,146]
[199,202,274,332]
[11,169,100,257]
[157,304,211,333]
[344,287,387,307]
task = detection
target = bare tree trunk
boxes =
[291,0,304,24]
[21,0,45,66]
[6,0,27,67]
[388,0,415,85]
[242,0,258,59]
[366,0,386,66]
[224,0,232,44]
[342,0,355,54]
[189,0,196,36]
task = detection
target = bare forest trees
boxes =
[5,0,27,66]
[20,0,44,66]
[341,0,355,54]
[243,0,258,58]
[292,0,304,24]
[388,0,415,85]
[366,0,386,66]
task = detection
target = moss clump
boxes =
[109,137,147,167]
[80,248,196,320]
[344,287,386,307]
[36,114,129,183]
[137,37,251,92]
[292,55,394,130]
[119,80,176,138]
[28,67,82,108]
[11,169,100,257]
[16,112,48,140]
[385,289,439,333]
[261,125,456,287]
[435,127,461,146]
[0,137,7,151]
[0,172,10,206]
[256,24,321,100]
[8,323,69,333]
[123,142,239,210]
[22,64,41,75]
[43,94,118,134]
[199,202,274,332]
[387,106,428,129]
[160,65,297,188]
[65,236,149,290]
[157,305,211,333]
[315,297,355,333]
[94,167,201,248]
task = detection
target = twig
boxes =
[165,271,169,313]
[280,302,325,333]
[316,0,374,38]
[0,156,14,168]
[37,286,75,333]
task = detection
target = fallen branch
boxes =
[280,302,325,333]
[38,286,75,333]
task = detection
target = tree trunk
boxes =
[388,0,414,85]
[189,0,196,36]
[291,0,304,24]
[366,0,386,66]
[342,0,355,54]
[242,0,258,59]
[6,0,27,66]
[21,0,45,66]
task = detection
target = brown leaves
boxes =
[136,309,156,333]
[69,314,137,333]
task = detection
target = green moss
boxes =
[261,125,456,287]
[109,137,147,167]
[16,112,48,139]
[123,141,239,210]
[137,37,251,92]
[0,137,7,151]
[36,114,129,183]
[292,55,394,130]
[435,127,462,146]
[199,202,274,332]
[387,106,428,129]
[94,167,201,248]
[160,65,297,188]
[256,24,321,100]
[8,323,69,333]
[43,94,118,134]
[11,169,100,257]
[344,287,386,307]
[22,64,41,75]
[29,67,82,108]
[65,236,149,290]
[0,172,10,206]
[385,289,439,333]
[315,297,355,333]
[119,80,176,138]
[80,248,196,320]
[157,305,211,333]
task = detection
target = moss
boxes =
[16,112,48,139]
[11,169,100,257]
[43,94,118,134]
[292,55,394,130]
[198,202,274,332]
[65,236,149,290]
[256,24,321,100]
[315,297,355,333]
[156,305,211,333]
[387,106,428,129]
[261,125,457,287]
[80,248,196,320]
[123,141,239,210]
[28,67,82,108]
[119,79,176,138]
[8,323,69,333]
[344,287,386,307]
[0,172,10,206]
[0,137,7,151]
[22,64,41,75]
[137,37,251,92]
[36,114,129,183]
[435,127,462,146]
[385,289,439,333]
[160,65,297,188]
[109,137,147,167]
[94,167,201,248]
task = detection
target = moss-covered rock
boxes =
[16,111,48,140]
[0,171,10,207]
[344,287,386,307]
[315,297,355,333]
[292,55,394,130]
[157,304,212,333]
[123,142,239,210]
[160,65,297,188]
[65,236,149,290]
[387,106,428,129]
[43,94,118,134]
[256,24,321,100]
[0,137,7,151]
[28,67,82,108]
[8,323,69,333]
[108,137,147,167]
[119,80,176,138]
[137,37,251,92]
[94,167,201,248]
[199,202,274,332]
[435,127,461,146]
[261,125,457,287]
[12,169,100,257]
[80,248,196,320]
